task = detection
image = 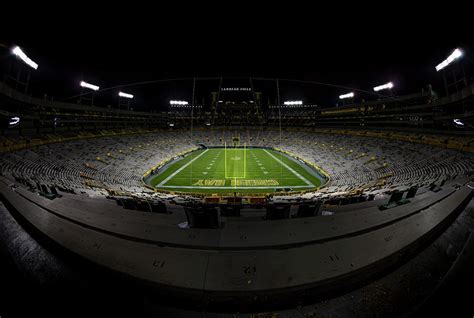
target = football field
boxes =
[147,147,325,194]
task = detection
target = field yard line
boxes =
[262,149,313,186]
[157,149,210,187]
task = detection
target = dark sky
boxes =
[2,12,473,111]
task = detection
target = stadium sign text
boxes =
[221,88,252,92]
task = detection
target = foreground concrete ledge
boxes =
[1,181,472,296]
[6,181,460,249]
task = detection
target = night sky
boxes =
[2,12,473,111]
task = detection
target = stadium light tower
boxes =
[283,100,303,106]
[435,48,466,96]
[373,82,394,92]
[80,81,100,106]
[338,92,354,106]
[119,92,133,99]
[12,46,38,70]
[170,100,189,105]
[80,81,99,91]
[373,82,394,98]
[8,46,38,93]
[435,48,462,72]
[339,92,354,99]
[118,91,134,111]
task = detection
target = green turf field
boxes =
[147,147,326,194]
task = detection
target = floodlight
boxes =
[169,100,189,105]
[80,81,100,91]
[436,48,463,72]
[373,82,394,92]
[283,100,303,105]
[118,92,134,99]
[12,46,38,70]
[339,92,354,99]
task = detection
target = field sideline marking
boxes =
[157,149,210,187]
[262,149,313,186]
